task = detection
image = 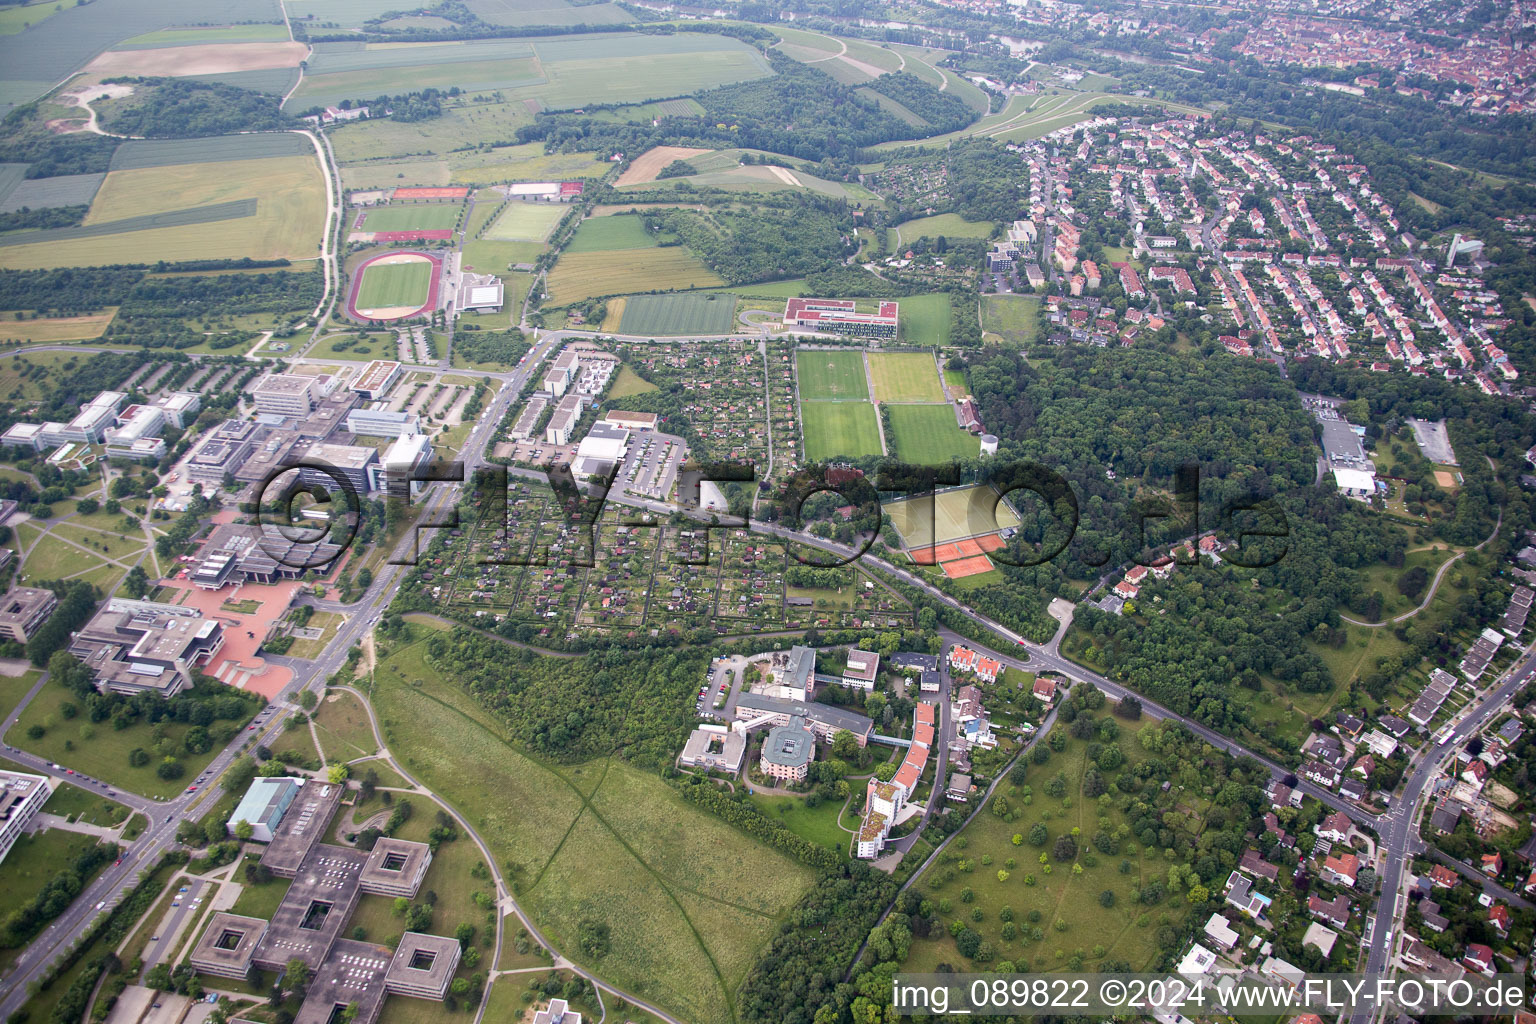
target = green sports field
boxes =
[355,259,432,311]
[618,292,736,335]
[483,201,566,241]
[796,350,868,401]
[885,483,1022,548]
[887,403,980,464]
[868,351,945,402]
[801,400,882,461]
[564,214,656,252]
[361,204,461,232]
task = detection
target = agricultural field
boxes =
[284,0,418,27]
[801,400,882,461]
[543,248,722,306]
[0,144,324,270]
[0,310,118,344]
[615,146,712,187]
[0,172,105,213]
[116,24,292,46]
[367,626,816,1024]
[617,292,736,336]
[868,351,944,403]
[360,203,462,232]
[292,32,771,115]
[795,349,868,401]
[564,214,657,253]
[887,403,980,463]
[355,259,433,311]
[483,201,566,242]
[0,1,62,36]
[982,294,1041,347]
[341,160,451,190]
[448,141,609,185]
[888,212,998,247]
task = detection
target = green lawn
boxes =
[311,690,380,762]
[889,213,997,247]
[898,293,952,345]
[981,294,1040,347]
[362,204,462,232]
[356,260,433,311]
[903,711,1172,974]
[888,404,979,463]
[19,532,109,582]
[0,829,108,971]
[44,781,130,827]
[609,364,658,398]
[0,668,40,722]
[868,351,944,403]
[229,856,293,920]
[800,400,883,461]
[795,350,868,401]
[747,793,849,854]
[368,627,816,1024]
[6,679,252,799]
[563,215,657,253]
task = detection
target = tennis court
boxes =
[885,483,1021,550]
[942,554,995,578]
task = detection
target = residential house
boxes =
[1489,903,1510,935]
[1322,851,1359,888]
[1308,893,1350,929]
[1481,852,1503,877]
[1239,849,1280,883]
[1430,864,1460,888]
[1463,942,1495,977]
[1318,812,1352,843]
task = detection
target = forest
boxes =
[0,102,119,177]
[104,269,324,350]
[0,205,87,233]
[646,200,854,285]
[96,79,295,138]
[453,328,530,366]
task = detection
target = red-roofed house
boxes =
[1463,942,1495,976]
[1032,676,1057,704]
[1322,851,1359,887]
[1430,865,1460,888]
[1482,852,1503,877]
[1489,903,1511,935]
[1318,812,1352,843]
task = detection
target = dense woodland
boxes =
[453,327,530,366]
[104,269,324,350]
[95,80,295,138]
[646,201,855,285]
[0,205,87,232]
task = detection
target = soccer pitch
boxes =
[796,350,868,400]
[800,400,882,461]
[355,259,432,311]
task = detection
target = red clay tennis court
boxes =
[910,542,961,565]
[975,533,1006,552]
[942,554,995,578]
[909,533,1002,564]
[392,186,469,199]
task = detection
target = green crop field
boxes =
[795,349,868,400]
[0,153,324,270]
[448,141,607,184]
[0,172,104,214]
[868,351,944,402]
[355,260,432,310]
[285,0,440,28]
[898,292,952,344]
[544,248,722,305]
[292,57,545,113]
[465,0,633,26]
[564,214,656,252]
[801,400,882,461]
[483,201,566,241]
[368,627,815,1024]
[361,203,461,232]
[888,403,979,463]
[618,292,736,335]
[981,294,1041,347]
[117,24,292,46]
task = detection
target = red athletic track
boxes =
[369,229,454,242]
[392,186,469,199]
[346,250,442,323]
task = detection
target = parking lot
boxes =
[619,430,686,501]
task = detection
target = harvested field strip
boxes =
[0,199,256,247]
[109,134,308,170]
[543,249,722,306]
[0,172,105,213]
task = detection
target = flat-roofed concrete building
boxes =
[346,407,418,438]
[384,933,461,999]
[510,396,548,441]
[228,776,303,843]
[253,845,368,971]
[253,373,320,416]
[359,838,432,898]
[533,999,581,1024]
[678,724,745,772]
[297,442,379,495]
[104,404,166,461]
[157,392,201,429]
[187,419,261,485]
[351,360,402,401]
[293,938,390,1024]
[458,280,504,314]
[0,769,51,865]
[0,586,56,642]
[189,913,269,979]
[382,433,432,499]
[67,598,223,697]
[62,391,124,443]
[843,649,879,691]
[545,394,587,446]
[735,692,873,747]
[0,422,47,451]
[760,717,815,781]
